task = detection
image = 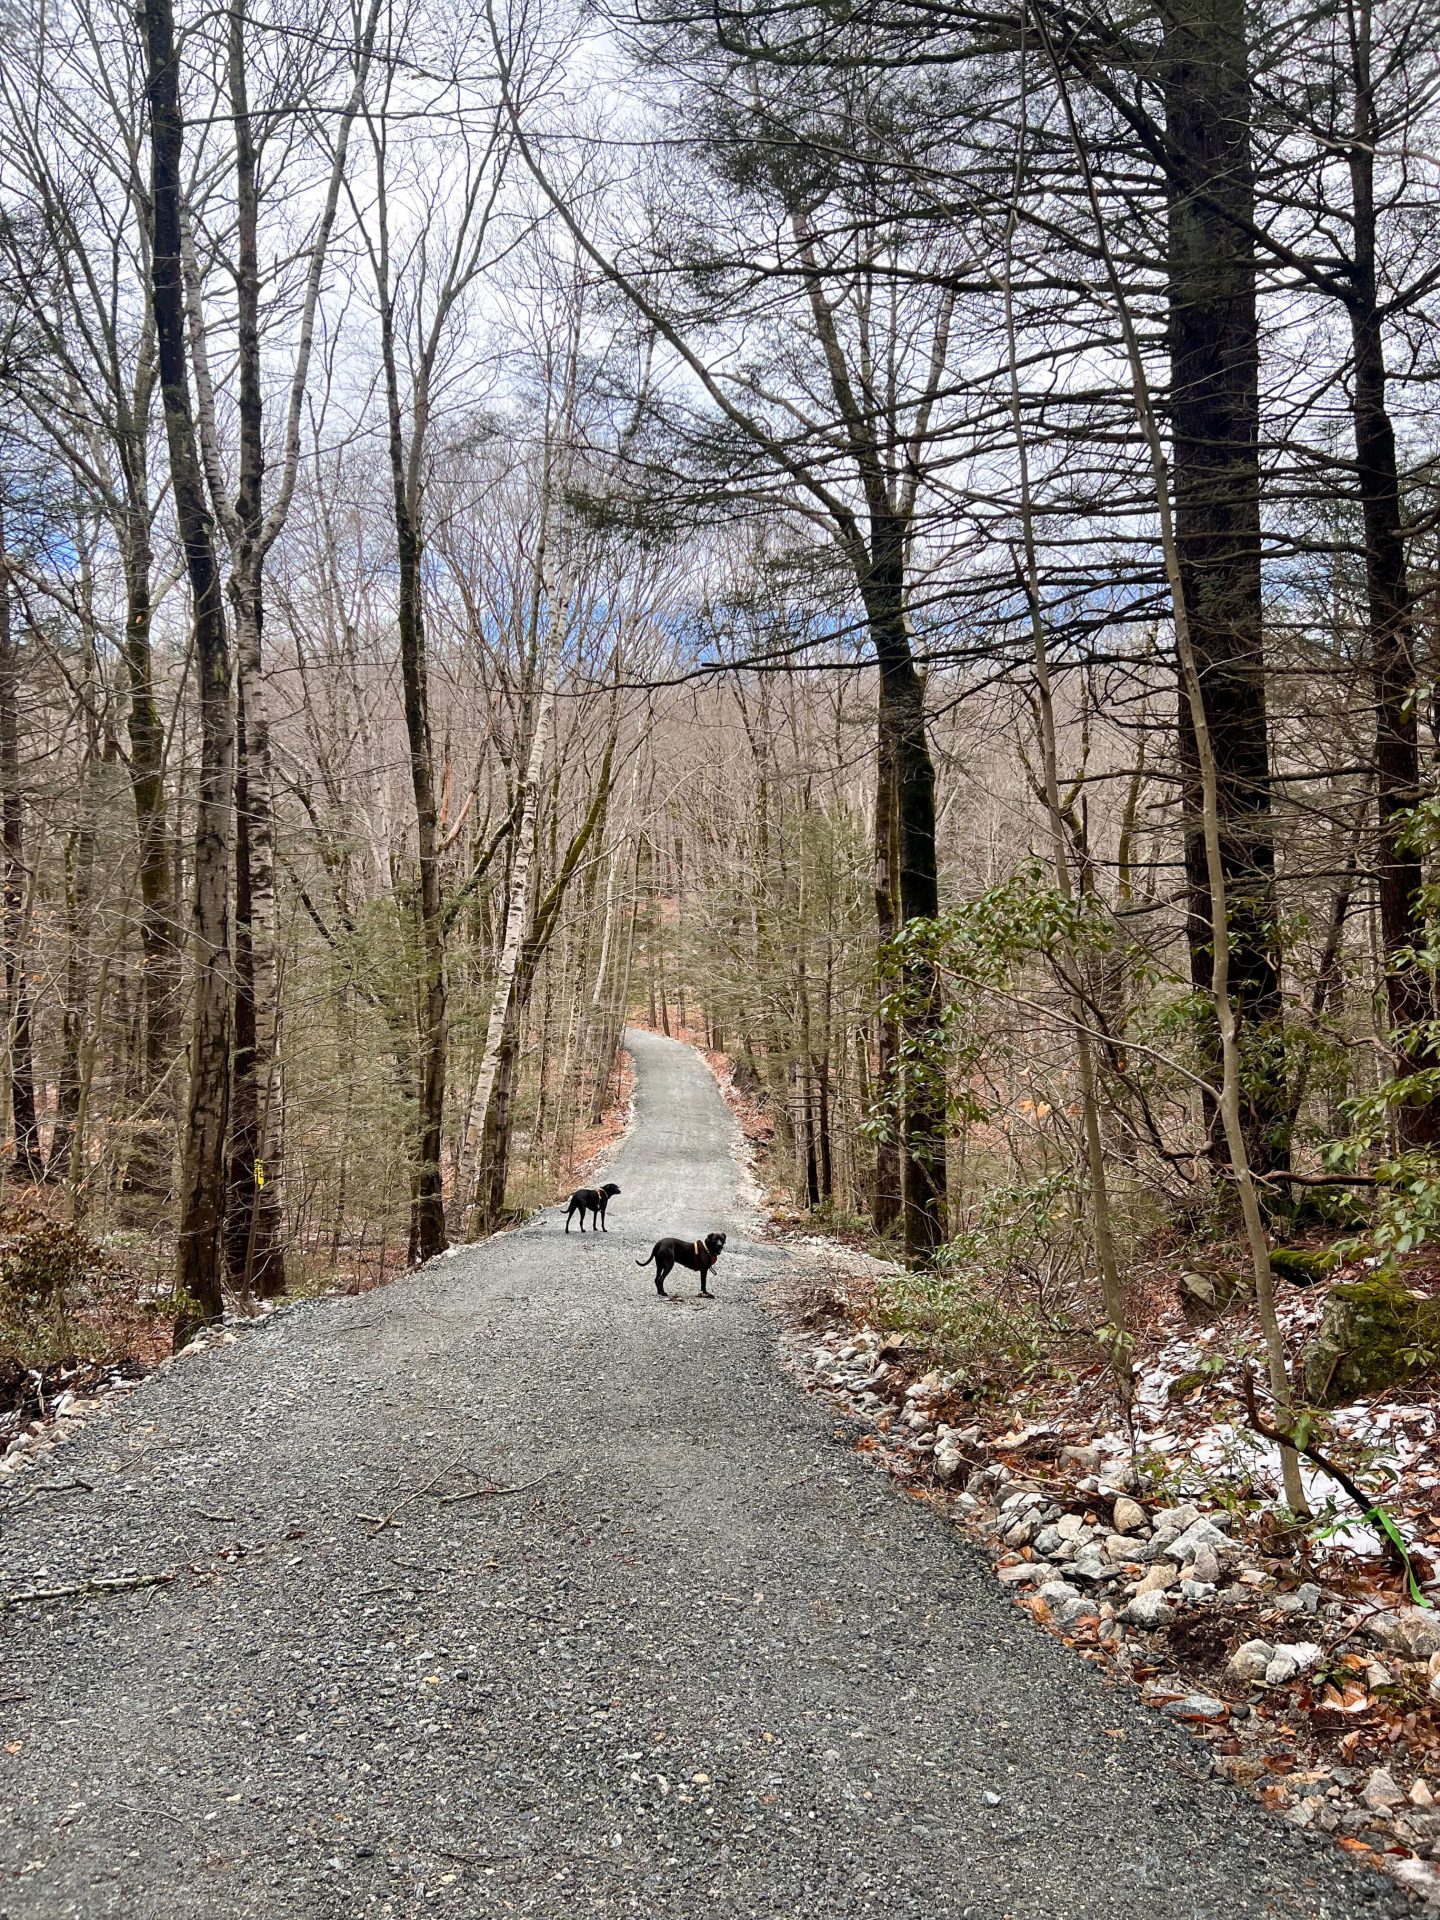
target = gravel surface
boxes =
[0,1030,1409,1918]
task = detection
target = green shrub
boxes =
[876,1268,1048,1387]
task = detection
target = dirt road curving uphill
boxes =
[0,1029,1404,1918]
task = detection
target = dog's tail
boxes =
[634,1249,655,1268]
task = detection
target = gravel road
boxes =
[0,1029,1407,1919]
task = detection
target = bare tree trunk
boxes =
[1049,40,1306,1510]
[461,677,553,1233]
[143,0,235,1335]
[221,0,285,1294]
[870,738,902,1235]
[1162,0,1283,1176]
[0,498,43,1182]
[118,489,181,1204]
[49,744,100,1182]
[865,554,947,1266]
[1344,0,1437,1144]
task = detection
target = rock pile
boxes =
[798,1319,1440,1907]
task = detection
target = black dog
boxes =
[636,1231,727,1297]
[565,1182,621,1233]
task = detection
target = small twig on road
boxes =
[434,1468,560,1505]
[356,1451,466,1532]
[1,1477,95,1516]
[1,1569,175,1608]
[192,1508,239,1524]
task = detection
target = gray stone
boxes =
[1274,1582,1323,1616]
[1366,1606,1440,1661]
[1134,1563,1177,1598]
[1179,1580,1217,1603]
[1158,1692,1226,1721]
[1055,1513,1086,1542]
[1031,1525,1064,1557]
[932,1441,965,1485]
[1301,1277,1440,1407]
[997,1563,1037,1586]
[1226,1640,1274,1685]
[1151,1503,1200,1543]
[1036,1580,1097,1627]
[1364,1767,1405,1811]
[1162,1518,1231,1565]
[1111,1496,1148,1536]
[1121,1591,1176,1629]
[1058,1445,1099,1474]
[1185,1545,1222,1586]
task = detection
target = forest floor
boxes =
[0,1029,1410,1918]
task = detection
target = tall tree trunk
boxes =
[376,301,447,1266]
[1345,0,1437,1143]
[870,731,903,1236]
[0,499,43,1182]
[1162,0,1284,1175]
[49,748,100,1182]
[865,547,947,1265]
[119,492,181,1202]
[223,0,286,1292]
[143,0,235,1334]
[462,678,553,1234]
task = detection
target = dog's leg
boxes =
[699,1264,711,1297]
[654,1254,670,1297]
[565,1207,573,1234]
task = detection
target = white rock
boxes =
[1112,1496,1148,1535]
[1264,1641,1322,1687]
[1056,1513,1086,1542]
[1227,1639,1274,1685]
[1384,1858,1440,1905]
[933,1442,965,1486]
[1134,1564,1178,1598]
[1103,1533,1139,1563]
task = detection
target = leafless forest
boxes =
[2,0,1439,1450]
